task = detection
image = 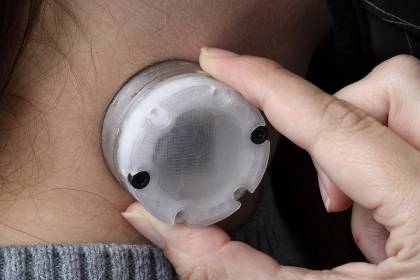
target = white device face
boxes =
[102,60,270,226]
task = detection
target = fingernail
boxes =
[318,175,331,212]
[122,211,165,248]
[200,47,239,58]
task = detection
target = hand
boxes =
[122,49,420,279]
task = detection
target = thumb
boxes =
[122,202,368,279]
[122,202,279,279]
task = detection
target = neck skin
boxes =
[0,0,330,245]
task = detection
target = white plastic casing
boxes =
[102,60,270,226]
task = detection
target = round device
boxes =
[101,60,270,226]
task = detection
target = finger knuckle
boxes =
[318,98,373,134]
[311,98,381,153]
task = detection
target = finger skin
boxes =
[292,55,420,214]
[199,52,420,220]
[124,202,380,280]
[333,55,420,266]
[313,158,352,212]
[335,55,420,150]
[352,204,388,264]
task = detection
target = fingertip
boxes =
[199,47,239,76]
[200,47,239,59]
[328,193,353,212]
[125,201,143,213]
[122,203,168,248]
[317,171,352,212]
[199,51,288,110]
[123,201,230,253]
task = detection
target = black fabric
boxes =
[327,0,420,85]
[363,0,420,61]
[327,0,372,85]
[363,0,420,29]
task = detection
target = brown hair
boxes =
[0,0,42,96]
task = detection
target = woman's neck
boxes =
[0,0,330,245]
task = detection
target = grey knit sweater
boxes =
[0,178,307,279]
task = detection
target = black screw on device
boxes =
[128,171,150,189]
[251,126,268,144]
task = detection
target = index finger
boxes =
[203,50,330,150]
[199,48,420,211]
